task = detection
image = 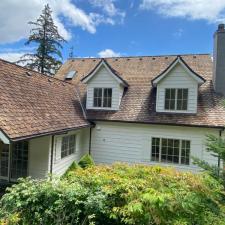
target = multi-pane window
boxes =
[11,141,28,179]
[165,88,188,111]
[93,88,112,108]
[61,135,76,159]
[93,88,102,107]
[151,138,190,165]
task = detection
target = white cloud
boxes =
[89,0,125,23]
[98,49,121,57]
[0,0,124,44]
[140,0,225,22]
[0,52,25,62]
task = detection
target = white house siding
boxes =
[91,121,221,172]
[86,66,123,110]
[51,128,90,176]
[29,135,51,179]
[156,64,198,113]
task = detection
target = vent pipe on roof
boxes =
[213,24,225,96]
[65,70,76,80]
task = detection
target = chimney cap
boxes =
[218,24,225,31]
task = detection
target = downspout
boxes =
[89,127,92,155]
[8,142,12,183]
[50,135,55,175]
[218,128,224,176]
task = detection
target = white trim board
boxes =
[152,57,205,87]
[0,131,10,144]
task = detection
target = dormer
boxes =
[152,56,205,114]
[81,59,128,110]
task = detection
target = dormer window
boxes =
[93,88,112,108]
[165,88,188,111]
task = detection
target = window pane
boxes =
[69,135,76,154]
[93,88,102,107]
[151,138,160,162]
[177,89,188,110]
[103,88,112,108]
[61,135,76,159]
[11,141,28,179]
[165,89,176,110]
[170,89,176,99]
[161,138,180,164]
[181,140,190,165]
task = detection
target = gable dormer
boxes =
[152,56,205,114]
[81,59,128,110]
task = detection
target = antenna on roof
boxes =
[68,46,74,59]
[65,70,77,80]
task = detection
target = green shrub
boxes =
[1,164,225,225]
[78,154,95,169]
[63,161,81,179]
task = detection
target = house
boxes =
[0,25,225,181]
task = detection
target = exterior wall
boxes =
[29,136,51,179]
[86,66,123,110]
[156,64,198,113]
[51,128,90,176]
[91,121,221,172]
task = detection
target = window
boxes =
[151,138,190,165]
[93,88,112,108]
[165,88,188,111]
[11,141,28,179]
[61,135,76,158]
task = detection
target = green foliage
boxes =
[18,4,65,75]
[1,164,225,225]
[78,154,95,169]
[193,133,225,185]
[63,161,81,179]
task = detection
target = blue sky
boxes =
[0,0,225,62]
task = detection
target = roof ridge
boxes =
[0,58,74,87]
[69,53,211,60]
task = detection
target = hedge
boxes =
[0,163,225,225]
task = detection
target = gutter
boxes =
[88,119,225,130]
[10,124,92,142]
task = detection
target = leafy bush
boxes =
[63,161,81,179]
[1,164,225,225]
[78,154,95,169]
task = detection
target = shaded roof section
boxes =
[56,54,225,128]
[151,56,206,87]
[0,59,89,141]
[81,59,129,87]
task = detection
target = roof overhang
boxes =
[81,59,129,87]
[151,56,206,87]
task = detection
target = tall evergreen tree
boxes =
[19,4,65,75]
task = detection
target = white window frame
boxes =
[61,134,76,159]
[164,88,188,111]
[151,137,191,165]
[93,87,112,108]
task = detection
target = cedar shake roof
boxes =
[0,59,89,141]
[56,54,225,129]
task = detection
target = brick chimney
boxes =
[213,24,225,96]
